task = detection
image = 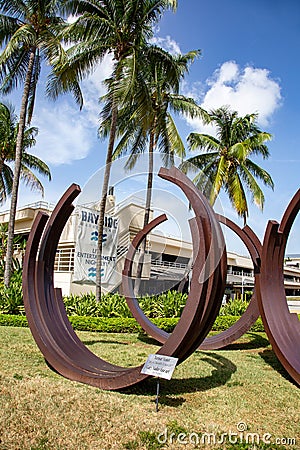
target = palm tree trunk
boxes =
[95,102,118,301]
[134,130,155,296]
[4,50,35,287]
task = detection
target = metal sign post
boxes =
[156,378,160,412]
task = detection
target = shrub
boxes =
[98,293,133,318]
[63,292,133,318]
[139,291,187,318]
[63,291,187,319]
[219,298,249,316]
[0,269,25,315]
[0,314,28,327]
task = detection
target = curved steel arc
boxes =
[23,184,149,390]
[122,210,261,350]
[23,167,300,388]
[200,214,261,349]
[257,190,300,385]
[122,166,227,356]
[23,167,226,390]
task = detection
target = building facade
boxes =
[1,196,300,298]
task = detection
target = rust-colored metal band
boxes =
[122,166,227,356]
[23,184,149,390]
[257,190,300,385]
[23,167,227,389]
[22,167,300,388]
[122,211,261,350]
[200,214,261,349]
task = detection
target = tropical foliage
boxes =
[0,268,24,315]
[63,290,187,319]
[219,297,250,316]
[0,102,51,204]
[104,47,206,292]
[110,48,205,169]
[182,106,274,224]
[51,0,179,300]
[0,0,74,285]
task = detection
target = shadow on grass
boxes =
[124,352,236,398]
[138,332,270,352]
[137,333,161,346]
[154,395,186,408]
[259,349,297,385]
[220,332,270,351]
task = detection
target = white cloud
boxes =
[81,53,114,126]
[29,53,114,166]
[186,61,282,133]
[150,35,181,55]
[32,102,95,166]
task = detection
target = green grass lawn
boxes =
[0,326,299,449]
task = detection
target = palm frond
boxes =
[19,166,45,195]
[21,153,51,180]
[0,1,26,19]
[238,163,266,210]
[164,113,185,160]
[188,132,221,152]
[169,94,209,122]
[244,159,274,189]
[226,172,248,223]
[0,163,13,204]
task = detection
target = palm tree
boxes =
[183,106,274,224]
[0,102,51,205]
[106,47,208,294]
[0,0,75,286]
[52,0,178,300]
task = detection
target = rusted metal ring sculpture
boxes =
[23,167,227,390]
[200,215,261,349]
[257,190,300,385]
[123,209,261,350]
[123,167,228,348]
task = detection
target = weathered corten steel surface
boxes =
[23,167,227,390]
[257,190,300,386]
[123,212,261,350]
[22,165,300,388]
[23,184,150,390]
[199,215,261,349]
[123,167,227,356]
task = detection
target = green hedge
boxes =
[0,314,269,333]
[0,314,28,328]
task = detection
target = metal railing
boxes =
[115,195,148,212]
[116,232,131,258]
[1,200,55,215]
[151,259,188,270]
[54,241,187,274]
[54,248,75,272]
[227,269,254,277]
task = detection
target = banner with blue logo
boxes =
[73,206,119,286]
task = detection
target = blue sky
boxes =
[1,0,300,254]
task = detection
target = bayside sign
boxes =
[73,206,118,285]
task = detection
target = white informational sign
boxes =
[73,207,118,286]
[141,354,178,380]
